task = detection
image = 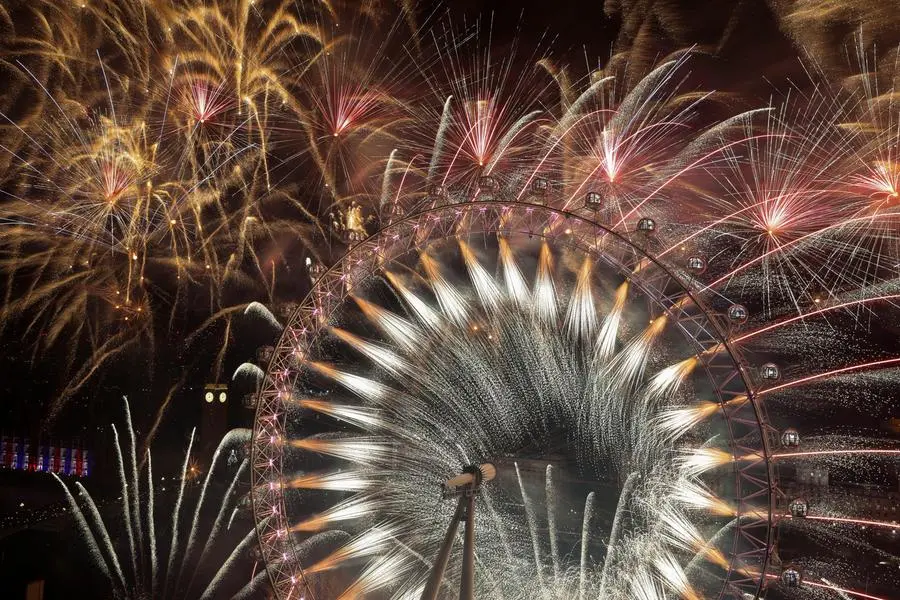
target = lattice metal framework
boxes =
[251,200,778,600]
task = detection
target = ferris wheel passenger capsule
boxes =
[686,256,707,273]
[585,191,603,209]
[531,177,549,194]
[636,217,656,232]
[780,428,801,447]
[789,497,809,518]
[727,304,748,324]
[781,566,802,588]
[760,362,780,380]
[306,257,325,280]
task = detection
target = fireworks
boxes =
[248,25,900,600]
[54,398,264,599]
[1,2,900,599]
[0,1,410,421]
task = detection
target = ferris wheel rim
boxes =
[250,199,777,600]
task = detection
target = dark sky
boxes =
[4,1,898,596]
[0,0,825,515]
[0,0,809,523]
[0,0,807,437]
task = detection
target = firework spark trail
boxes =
[162,429,196,600]
[288,436,395,466]
[53,474,116,589]
[420,251,470,325]
[657,401,733,442]
[774,449,900,459]
[184,459,250,597]
[533,241,558,323]
[291,496,379,532]
[459,239,503,309]
[298,399,384,430]
[286,470,375,491]
[659,504,719,561]
[73,481,127,592]
[123,397,144,582]
[515,462,547,591]
[499,237,531,307]
[545,465,561,580]
[384,271,442,330]
[484,109,544,174]
[330,327,410,377]
[645,357,699,401]
[336,552,414,600]
[595,281,629,362]
[306,528,395,574]
[678,448,734,478]
[308,361,397,404]
[197,521,267,600]
[173,429,250,596]
[783,514,900,530]
[598,471,640,597]
[244,302,283,333]
[111,424,139,582]
[564,258,597,343]
[629,569,666,600]
[145,451,157,597]
[672,480,736,516]
[428,96,455,182]
[233,362,265,385]
[606,315,668,394]
[352,296,423,351]
[803,580,891,600]
[381,149,400,211]
[579,491,596,600]
[657,553,703,600]
[685,518,738,576]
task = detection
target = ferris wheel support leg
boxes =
[420,495,467,600]
[459,493,476,600]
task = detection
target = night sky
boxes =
[1,1,899,599]
[0,0,840,479]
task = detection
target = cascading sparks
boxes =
[281,233,753,600]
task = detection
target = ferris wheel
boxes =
[250,179,787,600]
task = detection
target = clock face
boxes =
[205,391,214,403]
[219,392,227,403]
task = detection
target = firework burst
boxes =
[249,38,900,600]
